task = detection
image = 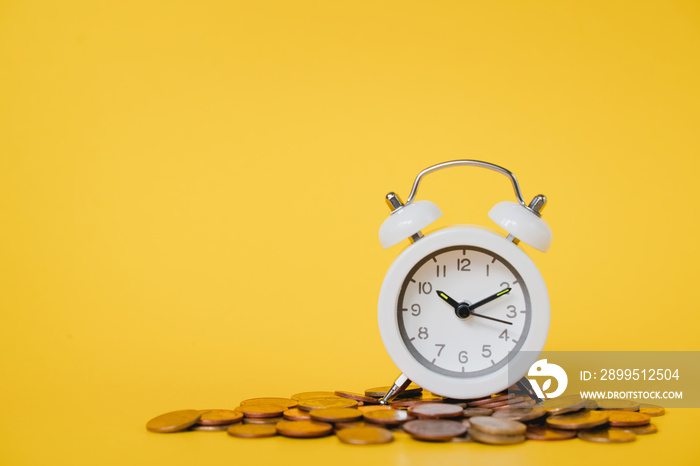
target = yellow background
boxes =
[1,1,699,464]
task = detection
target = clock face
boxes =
[397,246,531,378]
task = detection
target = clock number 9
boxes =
[411,304,421,316]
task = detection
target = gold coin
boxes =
[390,394,445,407]
[639,404,665,417]
[334,391,380,404]
[545,410,609,430]
[407,403,463,419]
[357,405,392,414]
[363,408,415,426]
[227,424,277,438]
[466,394,512,407]
[198,409,243,426]
[297,397,358,411]
[237,404,286,418]
[578,429,636,443]
[611,424,658,435]
[146,409,201,433]
[191,424,234,432]
[541,395,587,415]
[469,429,526,445]
[334,420,374,431]
[469,416,527,435]
[492,398,537,410]
[492,406,546,422]
[459,395,490,403]
[336,426,394,445]
[525,425,577,441]
[240,397,297,409]
[606,410,651,427]
[276,420,333,438]
[283,408,311,421]
[478,396,531,410]
[403,419,467,442]
[443,401,468,408]
[462,407,494,418]
[595,400,640,411]
[584,400,599,410]
[309,408,363,423]
[243,416,283,425]
[291,391,338,401]
[364,384,422,398]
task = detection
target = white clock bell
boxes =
[377,160,552,403]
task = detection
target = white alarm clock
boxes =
[376,160,552,403]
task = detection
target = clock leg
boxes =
[514,376,542,402]
[379,373,411,405]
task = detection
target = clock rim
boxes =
[397,244,532,377]
[378,225,550,399]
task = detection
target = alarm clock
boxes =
[376,160,552,403]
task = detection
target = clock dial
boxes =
[397,246,531,378]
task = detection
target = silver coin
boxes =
[403,419,467,442]
[541,395,587,415]
[492,406,546,422]
[595,400,640,411]
[469,416,526,435]
[462,407,494,418]
[470,428,526,445]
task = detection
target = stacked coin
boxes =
[145,385,664,446]
[469,416,527,444]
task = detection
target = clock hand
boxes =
[436,290,460,309]
[469,312,513,325]
[467,288,511,311]
[437,288,513,321]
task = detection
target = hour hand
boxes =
[436,290,460,309]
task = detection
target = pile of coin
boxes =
[146,386,664,445]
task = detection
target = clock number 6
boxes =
[458,351,469,363]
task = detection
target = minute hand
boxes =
[468,288,511,311]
